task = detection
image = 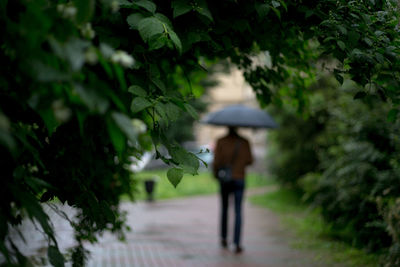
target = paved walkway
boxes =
[8,188,329,266]
[83,188,322,267]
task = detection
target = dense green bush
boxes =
[267,76,334,187]
[268,76,400,265]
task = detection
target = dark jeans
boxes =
[219,179,245,246]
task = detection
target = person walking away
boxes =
[213,127,253,253]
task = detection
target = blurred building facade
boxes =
[195,66,268,173]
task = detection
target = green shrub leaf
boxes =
[165,102,181,121]
[167,167,183,187]
[169,146,199,175]
[196,0,213,22]
[148,33,168,50]
[172,0,192,18]
[127,13,146,30]
[48,246,65,267]
[184,103,199,119]
[138,17,165,42]
[134,0,156,14]
[131,97,152,113]
[112,112,138,144]
[337,40,346,50]
[169,31,182,53]
[151,77,167,93]
[128,85,148,97]
[107,118,126,153]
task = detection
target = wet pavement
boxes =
[10,188,327,266]
[84,188,321,267]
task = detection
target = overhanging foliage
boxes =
[1,0,399,265]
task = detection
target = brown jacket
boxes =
[213,133,253,180]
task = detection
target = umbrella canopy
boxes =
[201,104,278,129]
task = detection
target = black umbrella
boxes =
[201,104,278,129]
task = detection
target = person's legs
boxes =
[233,179,245,252]
[219,181,230,247]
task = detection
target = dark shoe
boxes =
[235,246,243,254]
[221,239,228,248]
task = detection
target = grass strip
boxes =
[250,188,382,267]
[124,170,273,201]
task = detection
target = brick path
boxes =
[8,188,329,266]
[83,188,322,267]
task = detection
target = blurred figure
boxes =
[213,127,253,253]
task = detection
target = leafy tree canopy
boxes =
[1,0,399,265]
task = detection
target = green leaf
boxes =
[138,17,165,42]
[167,168,183,188]
[337,40,346,50]
[112,112,138,144]
[74,0,95,23]
[169,146,199,175]
[154,13,173,29]
[334,73,344,85]
[38,109,59,136]
[353,91,367,100]
[134,0,156,14]
[148,33,168,50]
[118,0,133,8]
[25,177,52,193]
[128,85,148,97]
[169,31,182,53]
[363,37,373,46]
[279,0,287,11]
[172,0,192,18]
[127,13,145,30]
[184,103,199,119]
[98,55,114,78]
[165,102,181,121]
[107,118,126,153]
[323,37,335,43]
[155,102,168,122]
[271,1,280,8]
[13,188,55,241]
[196,0,213,22]
[131,97,152,113]
[387,109,398,122]
[271,7,281,19]
[48,246,65,267]
[181,153,199,175]
[114,64,127,90]
[151,77,167,93]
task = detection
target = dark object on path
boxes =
[201,104,278,129]
[144,179,156,202]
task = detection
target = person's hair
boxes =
[228,126,238,135]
